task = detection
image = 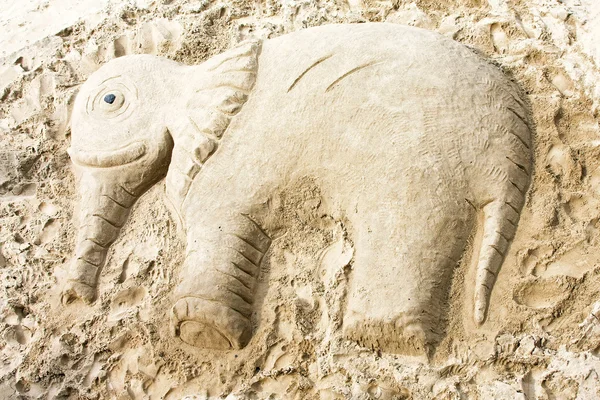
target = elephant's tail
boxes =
[474,193,526,325]
[472,80,533,324]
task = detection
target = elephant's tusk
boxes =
[68,141,146,168]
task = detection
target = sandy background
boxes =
[1,0,600,398]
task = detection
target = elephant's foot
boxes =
[171,214,271,350]
[61,255,103,304]
[343,311,440,356]
[171,296,252,349]
[61,280,96,304]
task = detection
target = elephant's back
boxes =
[256,23,481,105]
[221,23,533,207]
[249,23,531,148]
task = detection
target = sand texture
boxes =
[1,0,600,399]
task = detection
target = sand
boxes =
[1,0,600,398]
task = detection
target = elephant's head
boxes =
[63,41,261,303]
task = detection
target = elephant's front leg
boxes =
[170,211,271,350]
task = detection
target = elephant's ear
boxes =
[165,39,262,217]
[187,39,261,137]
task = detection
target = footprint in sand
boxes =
[515,241,593,310]
[490,22,509,54]
[262,342,294,372]
[1,304,35,361]
[541,242,600,279]
[513,277,574,309]
[518,244,555,276]
[35,218,60,245]
[3,323,32,346]
[78,19,183,74]
[546,143,580,180]
[108,287,146,322]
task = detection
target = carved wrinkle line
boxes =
[215,268,252,290]
[230,261,254,279]
[232,261,255,277]
[225,301,251,318]
[505,201,520,214]
[288,54,333,92]
[212,107,237,118]
[229,233,264,254]
[100,75,123,85]
[176,144,204,168]
[76,257,100,267]
[509,179,526,195]
[227,246,259,268]
[188,116,220,143]
[508,129,530,150]
[207,56,246,72]
[502,88,527,109]
[85,238,109,249]
[325,61,383,93]
[177,296,250,321]
[101,194,129,210]
[464,198,477,210]
[222,285,253,305]
[170,163,194,182]
[489,245,505,257]
[93,214,124,229]
[207,49,257,72]
[69,142,146,168]
[119,185,137,199]
[507,106,529,128]
[241,213,272,241]
[67,279,95,289]
[199,128,222,142]
[496,230,511,242]
[506,156,529,174]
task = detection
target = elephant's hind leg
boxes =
[344,199,471,356]
[170,213,271,349]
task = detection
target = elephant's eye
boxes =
[97,90,126,113]
[87,77,137,121]
[104,94,116,104]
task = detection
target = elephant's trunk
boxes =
[62,127,173,304]
[64,170,139,303]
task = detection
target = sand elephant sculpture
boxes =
[63,23,533,355]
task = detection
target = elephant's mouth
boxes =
[68,141,146,168]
